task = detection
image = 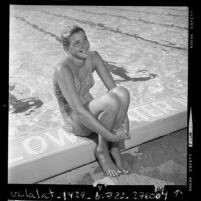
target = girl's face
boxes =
[68,30,90,60]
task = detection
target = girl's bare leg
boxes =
[95,98,121,177]
[72,93,123,176]
[109,86,130,173]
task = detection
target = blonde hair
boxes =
[61,25,85,50]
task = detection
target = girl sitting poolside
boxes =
[53,25,131,177]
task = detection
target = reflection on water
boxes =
[9,6,187,142]
[106,62,158,83]
[9,95,43,115]
[9,83,43,115]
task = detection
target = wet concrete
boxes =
[39,128,187,185]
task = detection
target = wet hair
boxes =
[61,25,85,50]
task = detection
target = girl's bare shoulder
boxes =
[54,58,72,81]
[90,50,99,60]
[90,51,102,70]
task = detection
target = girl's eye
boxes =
[84,37,88,42]
[74,42,81,47]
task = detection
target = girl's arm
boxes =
[92,51,130,136]
[54,64,129,142]
[91,51,117,91]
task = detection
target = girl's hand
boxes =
[109,116,131,142]
[109,127,131,142]
[115,129,131,141]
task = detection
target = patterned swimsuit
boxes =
[53,52,95,124]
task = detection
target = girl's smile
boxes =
[68,31,90,59]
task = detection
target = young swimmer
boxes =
[53,25,131,177]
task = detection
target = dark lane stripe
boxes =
[13,10,187,51]
[71,7,188,30]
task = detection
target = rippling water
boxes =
[9,5,188,139]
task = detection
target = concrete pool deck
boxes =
[39,128,187,186]
[8,6,188,184]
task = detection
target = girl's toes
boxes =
[108,170,115,177]
[122,169,129,174]
[113,170,119,177]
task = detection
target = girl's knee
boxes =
[104,92,121,113]
[111,86,130,102]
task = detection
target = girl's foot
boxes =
[94,147,122,177]
[110,147,129,174]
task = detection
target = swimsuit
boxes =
[53,52,95,124]
[53,51,128,138]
